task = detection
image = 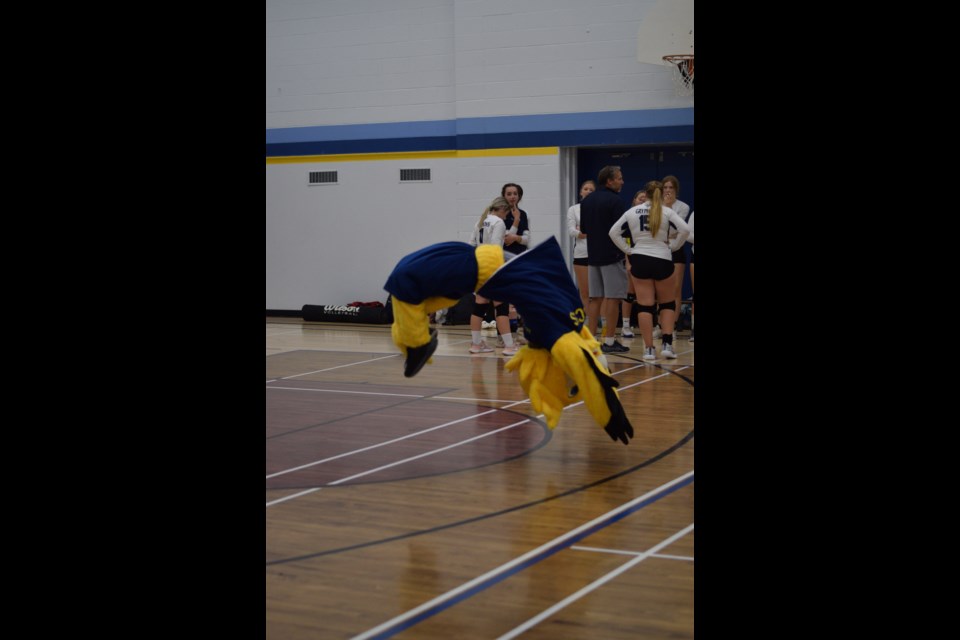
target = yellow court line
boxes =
[266,147,558,164]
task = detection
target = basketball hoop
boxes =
[663,54,694,96]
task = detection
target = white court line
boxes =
[266,386,424,398]
[266,328,304,337]
[496,523,695,640]
[267,420,529,507]
[571,545,644,557]
[266,408,499,479]
[651,553,694,562]
[278,354,400,380]
[266,361,690,505]
[327,420,529,485]
[426,396,518,404]
[265,487,321,508]
[571,545,695,562]
[267,364,685,485]
[350,471,693,640]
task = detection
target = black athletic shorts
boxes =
[628,254,674,281]
[573,257,588,266]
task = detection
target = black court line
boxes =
[266,427,693,565]
[606,353,696,387]
[265,367,694,566]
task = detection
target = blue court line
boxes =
[353,470,694,640]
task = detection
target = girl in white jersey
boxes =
[566,180,596,319]
[687,210,694,342]
[608,180,690,360]
[468,197,517,356]
[619,189,648,340]
[662,175,692,336]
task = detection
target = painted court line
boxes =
[426,396,518,404]
[496,523,695,640]
[651,553,694,562]
[266,408,500,479]
[571,545,695,562]
[349,471,694,640]
[267,420,529,507]
[265,487,321,508]
[266,386,424,398]
[327,420,530,485]
[267,363,685,488]
[266,359,690,506]
[279,354,400,379]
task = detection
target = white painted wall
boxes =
[452,0,691,118]
[266,151,559,308]
[266,0,457,128]
[266,0,689,129]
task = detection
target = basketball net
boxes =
[663,54,694,96]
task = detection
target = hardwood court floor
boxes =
[266,318,694,639]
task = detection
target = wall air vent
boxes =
[400,168,431,182]
[309,171,338,185]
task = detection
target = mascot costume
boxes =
[383,236,634,445]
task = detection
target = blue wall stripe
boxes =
[266,136,457,158]
[455,126,695,150]
[265,108,694,156]
[265,125,694,158]
[453,108,693,135]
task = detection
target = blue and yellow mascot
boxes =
[384,237,634,444]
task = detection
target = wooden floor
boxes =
[266,318,694,639]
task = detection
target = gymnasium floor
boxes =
[266,318,694,639]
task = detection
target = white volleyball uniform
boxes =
[609,203,690,259]
[566,203,588,260]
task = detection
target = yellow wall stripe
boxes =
[266,147,559,164]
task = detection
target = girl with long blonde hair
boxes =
[607,181,690,361]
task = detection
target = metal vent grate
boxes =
[309,171,338,185]
[400,168,431,182]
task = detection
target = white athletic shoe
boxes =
[661,342,677,359]
[469,342,494,354]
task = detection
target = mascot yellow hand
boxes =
[504,346,568,428]
[549,328,634,444]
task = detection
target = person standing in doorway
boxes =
[662,175,691,334]
[501,183,530,347]
[566,179,596,322]
[580,166,630,354]
[608,180,690,360]
[468,197,517,356]
[686,210,694,342]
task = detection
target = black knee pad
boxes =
[495,302,510,317]
[636,304,657,316]
[624,293,636,304]
[658,301,676,313]
[472,301,491,317]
